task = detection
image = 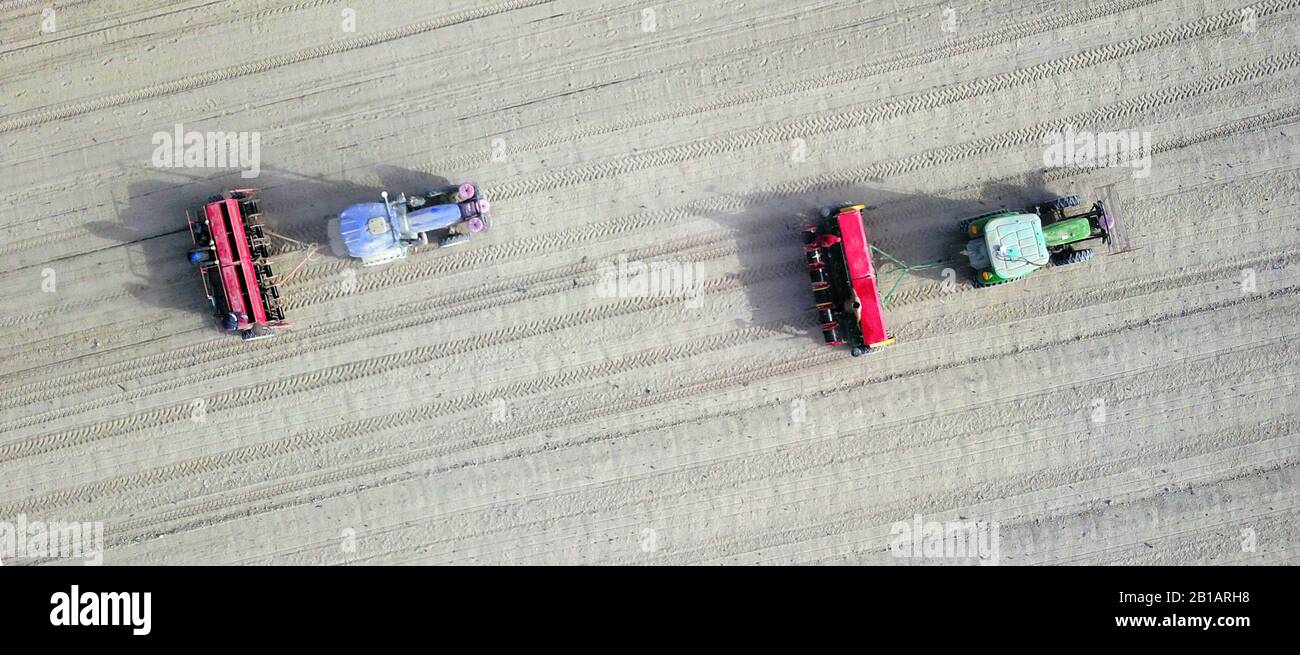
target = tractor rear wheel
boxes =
[1053,249,1093,267]
[1051,195,1081,210]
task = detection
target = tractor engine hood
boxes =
[983,213,1049,279]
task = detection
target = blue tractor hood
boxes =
[339,201,463,258]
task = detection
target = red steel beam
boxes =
[205,201,248,321]
[224,199,268,324]
[836,208,890,347]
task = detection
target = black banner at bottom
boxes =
[0,566,1286,646]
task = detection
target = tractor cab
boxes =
[964,212,1049,285]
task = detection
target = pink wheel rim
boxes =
[467,216,486,233]
[476,199,491,214]
[458,183,476,200]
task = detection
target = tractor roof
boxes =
[985,213,1048,279]
[339,202,397,258]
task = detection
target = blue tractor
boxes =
[328,183,491,266]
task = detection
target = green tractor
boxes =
[960,194,1124,286]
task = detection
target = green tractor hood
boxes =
[1042,216,1094,248]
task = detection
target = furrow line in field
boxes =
[242,336,1300,564]
[485,40,1300,201]
[0,229,774,416]
[0,0,558,134]
[1043,103,1300,182]
[0,0,337,63]
[99,286,1298,545]
[782,449,1300,566]
[0,260,800,462]
[428,0,1170,174]
[644,429,1300,566]
[1,324,787,519]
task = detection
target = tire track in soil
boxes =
[645,425,1300,566]
[1043,104,1300,183]
[22,258,1289,514]
[254,382,1298,565]
[4,21,1285,280]
[0,0,822,216]
[0,0,1148,254]
[449,415,1300,565]
[20,253,1300,525]
[292,1,877,144]
[761,458,1300,566]
[0,257,802,462]
[0,323,789,519]
[240,336,1299,565]
[482,40,1300,201]
[271,54,1300,271]
[56,331,1299,564]
[0,228,781,419]
[98,285,1299,548]
[257,95,1300,317]
[1,0,691,156]
[423,0,1171,176]
[0,0,559,135]
[9,218,1298,457]
[0,1,338,62]
[258,0,1260,245]
[0,0,1172,249]
[767,440,1300,566]
[1029,494,1299,566]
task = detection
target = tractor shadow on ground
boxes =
[691,172,1060,348]
[84,165,452,318]
[242,164,451,257]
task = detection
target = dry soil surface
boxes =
[0,0,1296,565]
